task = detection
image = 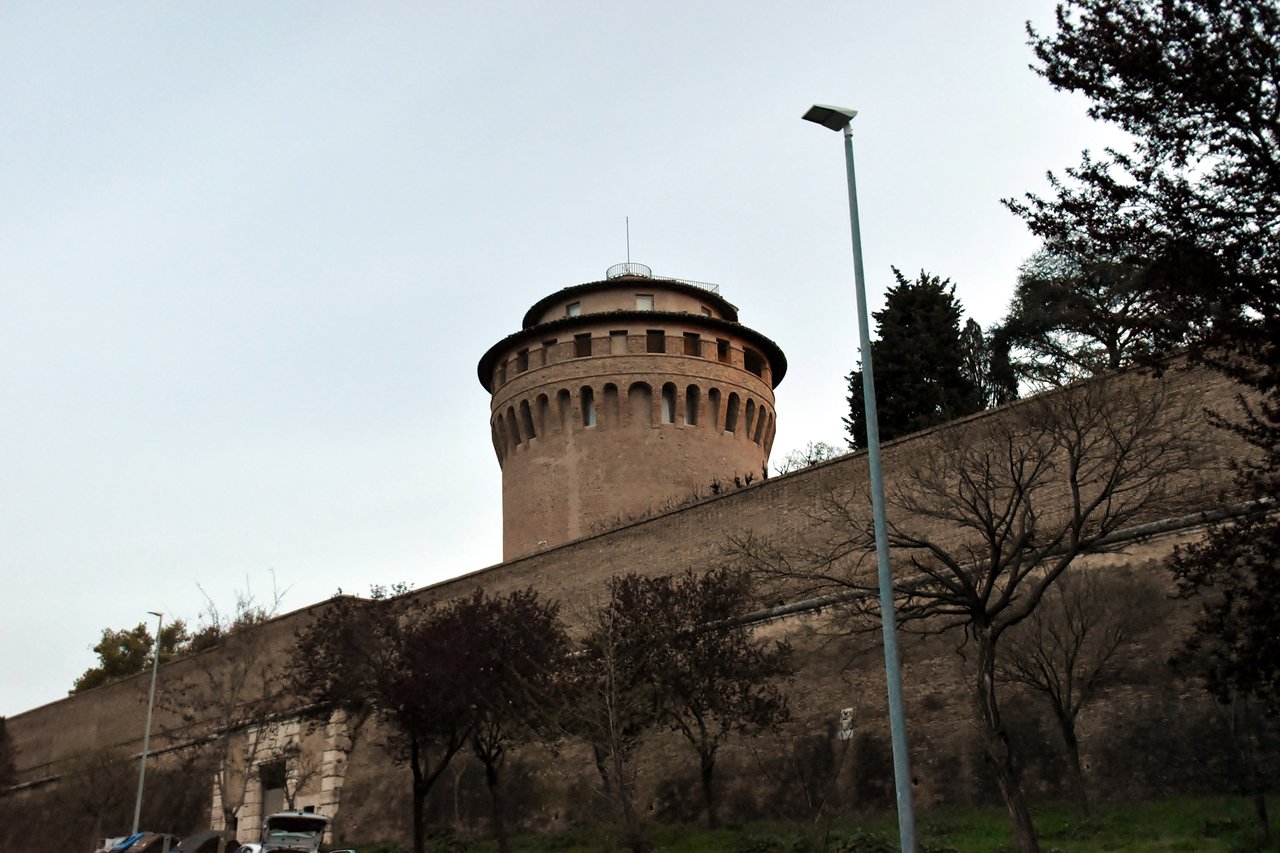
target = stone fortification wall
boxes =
[3,363,1255,844]
[7,598,335,786]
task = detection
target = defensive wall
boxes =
[2,361,1257,845]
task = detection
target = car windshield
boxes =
[265,817,325,838]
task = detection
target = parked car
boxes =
[97,833,181,852]
[175,831,237,853]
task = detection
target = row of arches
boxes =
[491,382,776,463]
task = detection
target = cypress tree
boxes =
[844,268,982,449]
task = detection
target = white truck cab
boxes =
[236,809,352,853]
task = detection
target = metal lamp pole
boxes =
[802,103,918,853]
[131,610,164,835]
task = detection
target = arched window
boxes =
[661,383,676,424]
[708,388,722,431]
[519,399,536,441]
[754,406,768,445]
[685,385,700,426]
[725,393,740,433]
[604,383,620,427]
[492,419,506,464]
[581,386,597,427]
[557,389,572,431]
[744,399,756,438]
[506,406,520,447]
[535,394,550,436]
[629,382,653,428]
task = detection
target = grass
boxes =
[344,795,1280,852]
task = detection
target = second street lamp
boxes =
[131,610,164,835]
[802,103,919,853]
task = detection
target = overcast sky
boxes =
[0,1,1128,717]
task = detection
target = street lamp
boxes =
[131,610,164,835]
[802,103,918,853]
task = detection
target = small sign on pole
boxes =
[839,707,855,741]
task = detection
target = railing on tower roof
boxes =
[605,262,721,294]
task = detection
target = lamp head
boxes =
[148,611,163,618]
[802,104,858,131]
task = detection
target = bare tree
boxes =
[997,566,1163,813]
[293,587,566,853]
[555,585,664,853]
[292,594,472,853]
[279,739,323,811]
[452,589,568,853]
[161,582,286,835]
[774,441,844,475]
[732,372,1197,853]
[56,748,134,848]
[615,569,793,829]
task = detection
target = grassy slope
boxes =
[349,795,1280,852]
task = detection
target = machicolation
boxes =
[477,266,787,559]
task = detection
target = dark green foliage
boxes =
[73,584,283,692]
[995,248,1164,390]
[1007,0,1280,473]
[71,619,192,693]
[829,829,896,853]
[1172,513,1280,718]
[1011,9,1280,839]
[959,319,1017,409]
[844,269,983,449]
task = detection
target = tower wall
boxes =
[479,274,786,560]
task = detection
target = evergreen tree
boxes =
[961,318,1019,409]
[1007,0,1279,453]
[1009,0,1280,720]
[1012,3,1280,840]
[995,247,1165,391]
[71,620,191,693]
[844,269,983,449]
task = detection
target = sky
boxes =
[0,1,1130,717]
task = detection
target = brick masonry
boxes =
[2,357,1258,843]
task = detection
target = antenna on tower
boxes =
[626,217,631,264]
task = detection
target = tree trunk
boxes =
[608,744,651,853]
[592,742,613,798]
[1053,705,1090,815]
[481,754,510,853]
[1254,792,1271,844]
[700,749,719,829]
[410,737,427,853]
[976,633,1040,853]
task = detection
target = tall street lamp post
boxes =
[802,103,918,853]
[132,610,164,835]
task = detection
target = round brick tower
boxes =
[478,263,787,560]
